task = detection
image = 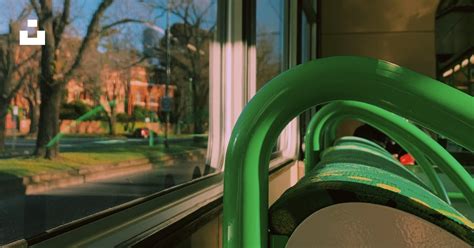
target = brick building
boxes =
[7,65,176,134]
[66,65,176,115]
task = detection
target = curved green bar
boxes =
[302,101,463,204]
[317,142,431,191]
[223,56,474,248]
[306,101,474,206]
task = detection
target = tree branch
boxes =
[30,0,41,20]
[7,69,33,101]
[17,5,33,21]
[119,55,148,70]
[54,0,71,47]
[153,47,192,76]
[101,19,145,34]
[15,49,40,70]
[63,0,114,84]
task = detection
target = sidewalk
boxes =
[0,147,206,196]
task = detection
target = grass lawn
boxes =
[0,143,204,179]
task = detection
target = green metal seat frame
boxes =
[223,56,474,247]
[304,101,474,205]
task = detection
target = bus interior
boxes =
[0,0,473,247]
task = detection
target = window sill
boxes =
[30,173,222,247]
[28,156,294,247]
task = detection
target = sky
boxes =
[256,0,284,62]
[0,0,282,60]
[0,0,217,52]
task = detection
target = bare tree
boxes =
[0,6,38,152]
[92,32,140,136]
[31,0,140,158]
[256,33,280,89]
[102,68,130,136]
[23,72,41,136]
[143,0,215,134]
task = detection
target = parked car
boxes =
[131,128,157,138]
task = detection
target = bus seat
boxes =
[285,202,471,247]
[333,136,391,156]
[318,137,429,190]
[269,162,474,245]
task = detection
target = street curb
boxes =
[23,161,152,195]
[1,149,206,196]
[24,159,153,194]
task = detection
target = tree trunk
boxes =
[108,105,116,136]
[35,0,60,159]
[191,81,198,134]
[35,83,62,159]
[174,119,181,134]
[191,80,204,134]
[0,117,5,153]
[27,98,39,135]
[0,99,8,153]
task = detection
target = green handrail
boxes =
[304,101,474,205]
[223,56,474,248]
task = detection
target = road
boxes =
[1,136,200,157]
[0,159,207,245]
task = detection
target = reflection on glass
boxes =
[256,0,284,89]
[0,0,216,245]
[301,13,311,63]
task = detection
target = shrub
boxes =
[60,101,91,120]
[117,113,131,123]
[131,106,151,122]
[91,110,109,121]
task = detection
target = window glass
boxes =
[256,0,286,154]
[0,0,216,244]
[256,0,284,90]
[435,1,474,95]
[301,12,311,63]
[435,1,473,153]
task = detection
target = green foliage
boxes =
[60,101,114,121]
[60,101,91,120]
[92,110,109,121]
[131,106,152,121]
[117,113,131,123]
[0,143,201,178]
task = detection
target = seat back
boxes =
[223,57,474,247]
[269,162,474,245]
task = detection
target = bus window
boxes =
[256,0,285,90]
[0,0,217,245]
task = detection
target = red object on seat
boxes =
[400,153,415,165]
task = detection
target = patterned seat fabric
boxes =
[269,163,474,245]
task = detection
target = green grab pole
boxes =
[223,56,474,248]
[149,128,154,147]
[303,101,454,203]
[149,115,154,147]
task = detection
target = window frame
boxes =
[297,0,320,160]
